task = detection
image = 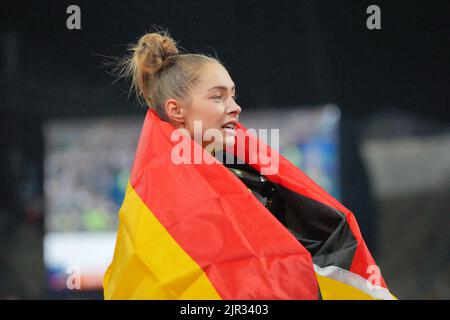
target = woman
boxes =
[103,30,395,300]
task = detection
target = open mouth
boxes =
[221,122,237,130]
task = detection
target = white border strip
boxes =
[314,264,395,300]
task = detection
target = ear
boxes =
[165,98,185,127]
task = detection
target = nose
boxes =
[226,99,242,118]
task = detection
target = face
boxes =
[182,62,242,151]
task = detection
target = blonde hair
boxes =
[116,28,221,121]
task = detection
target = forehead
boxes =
[196,62,235,90]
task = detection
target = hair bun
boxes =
[136,32,179,74]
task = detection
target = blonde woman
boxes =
[104,30,395,300]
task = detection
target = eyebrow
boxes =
[207,85,235,92]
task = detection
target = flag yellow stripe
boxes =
[103,181,222,299]
[316,274,375,300]
[317,274,398,300]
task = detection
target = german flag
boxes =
[103,109,395,300]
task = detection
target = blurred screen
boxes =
[43,104,340,292]
[43,117,142,291]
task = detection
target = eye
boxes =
[232,94,238,101]
[212,95,222,101]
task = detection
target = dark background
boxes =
[0,0,449,299]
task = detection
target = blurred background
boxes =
[0,0,448,299]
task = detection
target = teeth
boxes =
[223,123,235,129]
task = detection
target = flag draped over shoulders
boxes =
[103,108,395,300]
[103,109,318,299]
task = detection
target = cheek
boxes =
[192,101,225,130]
